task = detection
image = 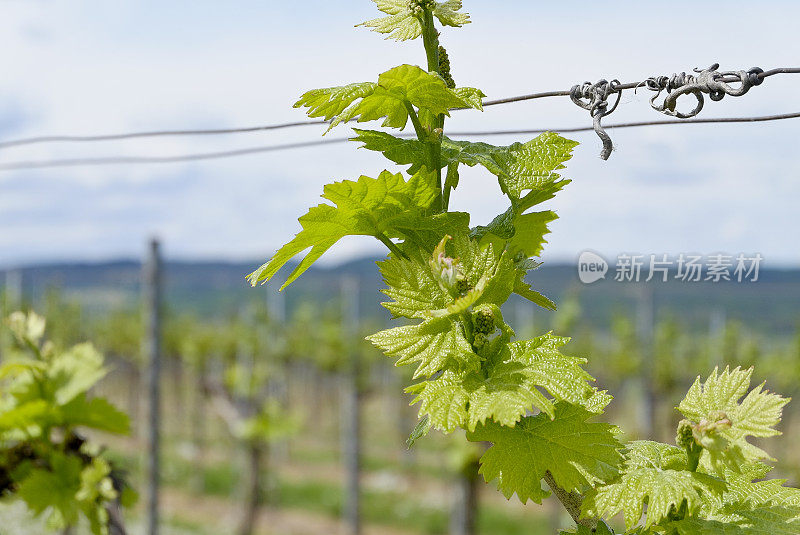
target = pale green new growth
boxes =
[366,316,475,378]
[248,168,439,289]
[713,463,800,515]
[405,333,608,431]
[352,131,576,208]
[376,231,517,319]
[295,64,476,133]
[377,249,453,318]
[668,506,800,534]
[467,402,622,504]
[358,0,470,41]
[582,441,726,530]
[653,462,800,533]
[441,133,578,204]
[678,366,788,471]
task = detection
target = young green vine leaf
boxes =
[581,441,727,530]
[466,402,622,504]
[295,64,479,133]
[677,366,788,473]
[358,0,470,41]
[248,168,440,288]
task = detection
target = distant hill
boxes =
[3,258,800,335]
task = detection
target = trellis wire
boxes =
[0,111,797,171]
[0,65,796,153]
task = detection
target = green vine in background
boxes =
[0,312,136,535]
[249,1,800,532]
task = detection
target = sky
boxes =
[1,0,799,270]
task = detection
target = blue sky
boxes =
[1,0,799,268]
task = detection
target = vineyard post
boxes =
[449,456,480,535]
[0,269,23,365]
[5,269,23,311]
[143,238,163,535]
[0,270,16,363]
[636,284,656,439]
[267,282,289,467]
[709,307,726,365]
[340,275,361,535]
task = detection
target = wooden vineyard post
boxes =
[340,275,361,535]
[637,284,656,439]
[143,238,163,535]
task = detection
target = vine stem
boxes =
[404,101,427,141]
[420,7,444,201]
[421,9,439,74]
[543,471,598,530]
[376,233,408,260]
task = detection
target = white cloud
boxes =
[1,0,799,267]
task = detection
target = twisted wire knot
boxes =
[570,79,621,160]
[644,64,764,118]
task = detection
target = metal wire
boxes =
[1,111,797,172]
[0,121,328,150]
[0,67,797,151]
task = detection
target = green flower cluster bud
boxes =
[455,278,471,296]
[472,332,488,350]
[407,0,436,16]
[473,307,495,335]
[676,419,696,450]
[438,45,455,88]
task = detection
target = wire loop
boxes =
[570,79,621,160]
[645,64,764,119]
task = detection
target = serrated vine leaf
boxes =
[293,82,376,124]
[0,400,50,437]
[16,452,83,529]
[514,276,557,311]
[406,414,431,448]
[467,402,622,504]
[377,231,513,319]
[407,333,608,432]
[668,505,800,535]
[688,462,800,533]
[248,169,439,289]
[582,441,726,530]
[473,208,557,260]
[450,233,516,309]
[505,335,609,411]
[717,463,800,513]
[378,248,451,319]
[295,65,471,132]
[60,395,130,435]
[366,316,475,378]
[441,132,577,205]
[358,0,470,41]
[48,343,107,406]
[678,366,788,471]
[452,86,485,110]
[351,129,431,172]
